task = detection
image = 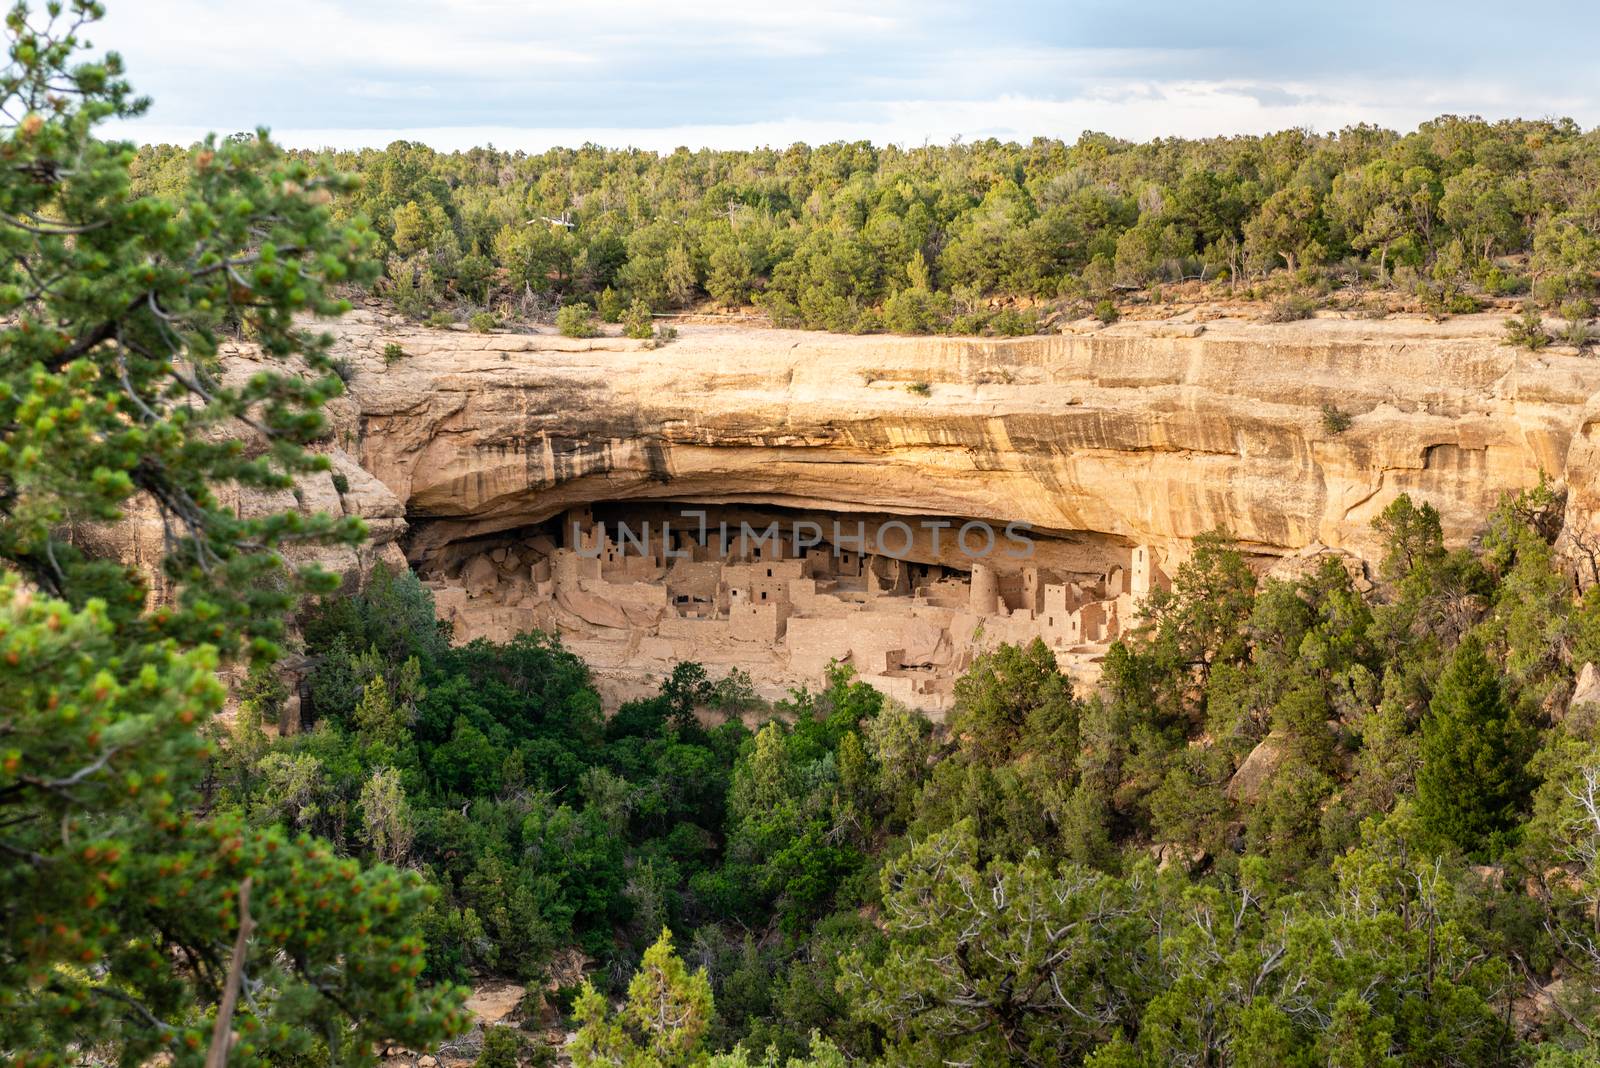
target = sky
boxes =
[96,0,1600,152]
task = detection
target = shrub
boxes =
[950,310,992,335]
[1502,303,1551,350]
[1479,265,1530,297]
[330,356,355,384]
[1560,298,1596,349]
[1554,298,1597,348]
[1560,297,1596,322]
[475,1025,527,1068]
[883,287,950,334]
[1427,287,1480,315]
[1321,403,1352,435]
[469,311,501,334]
[623,298,655,339]
[1263,294,1318,322]
[382,342,407,364]
[1093,298,1120,324]
[597,286,625,323]
[331,472,350,495]
[988,307,1037,337]
[557,303,599,338]
[424,311,456,328]
[906,381,932,396]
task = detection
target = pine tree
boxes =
[353,672,409,750]
[570,928,713,1068]
[0,3,463,1061]
[1415,634,1533,856]
[360,765,415,866]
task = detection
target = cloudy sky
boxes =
[98,0,1600,152]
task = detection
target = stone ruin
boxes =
[416,504,1170,717]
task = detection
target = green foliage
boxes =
[950,640,1079,767]
[1093,298,1120,324]
[1320,403,1353,434]
[904,381,931,396]
[572,929,714,1068]
[842,820,1143,1066]
[596,286,626,322]
[987,306,1037,336]
[0,4,466,1060]
[1560,298,1596,349]
[1505,302,1553,350]
[1415,634,1535,857]
[383,341,408,364]
[128,115,1600,335]
[557,302,599,338]
[219,481,1600,1065]
[848,809,1517,1067]
[623,297,656,339]
[72,78,1600,1068]
[475,1025,529,1068]
[1264,293,1318,322]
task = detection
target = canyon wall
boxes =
[324,310,1600,577]
[91,309,1600,713]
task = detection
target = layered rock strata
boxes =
[90,309,1600,711]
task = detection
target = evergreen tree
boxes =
[1415,634,1533,856]
[0,3,463,1060]
[571,928,714,1067]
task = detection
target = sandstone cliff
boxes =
[323,310,1600,578]
[70,343,409,599]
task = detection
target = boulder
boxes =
[1569,662,1600,721]
[1227,732,1287,803]
[1150,842,1208,873]
[556,587,632,630]
[461,555,500,599]
[463,982,526,1027]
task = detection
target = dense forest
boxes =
[129,117,1600,337]
[11,1,1600,1066]
[215,485,1600,1067]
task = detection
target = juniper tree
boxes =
[0,2,463,1062]
[570,928,714,1068]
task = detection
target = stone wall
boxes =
[417,504,1165,714]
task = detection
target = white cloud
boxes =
[349,82,441,100]
[89,0,1600,150]
[97,0,907,75]
[98,0,599,73]
[112,78,1600,152]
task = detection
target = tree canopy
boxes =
[131,116,1600,335]
[0,3,463,1062]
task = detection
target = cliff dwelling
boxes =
[412,501,1171,713]
[169,309,1600,716]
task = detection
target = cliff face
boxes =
[324,311,1600,576]
[83,310,1600,714]
[71,344,410,598]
